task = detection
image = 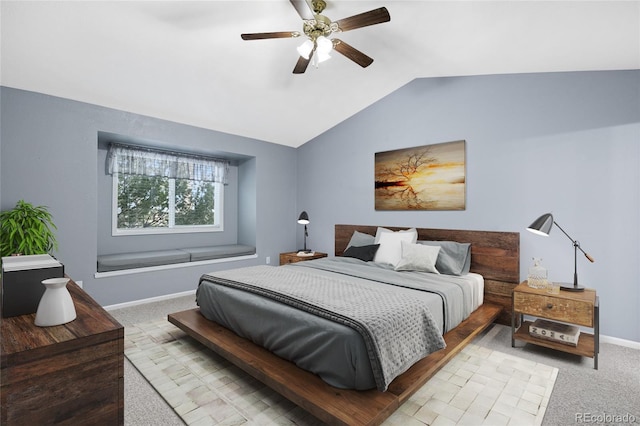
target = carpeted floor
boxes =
[125,319,558,426]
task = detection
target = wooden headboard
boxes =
[335,224,520,324]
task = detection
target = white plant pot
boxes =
[35,277,77,327]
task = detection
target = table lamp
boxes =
[527,213,594,292]
[297,211,311,253]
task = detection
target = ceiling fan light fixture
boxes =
[315,36,332,64]
[297,39,314,59]
[316,36,333,54]
[316,50,331,64]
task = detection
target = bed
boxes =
[168,224,520,425]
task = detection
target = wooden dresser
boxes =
[1,279,124,425]
[511,281,599,369]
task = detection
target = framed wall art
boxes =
[375,140,466,210]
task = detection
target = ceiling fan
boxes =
[241,0,390,74]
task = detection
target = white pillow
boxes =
[374,227,418,244]
[395,241,441,273]
[373,230,418,265]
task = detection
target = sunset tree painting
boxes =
[375,140,466,210]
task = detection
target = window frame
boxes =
[111,172,224,236]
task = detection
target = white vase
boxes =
[35,277,77,327]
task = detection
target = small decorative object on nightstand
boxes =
[279,251,327,265]
[512,281,599,369]
[527,257,548,289]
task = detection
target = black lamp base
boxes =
[558,283,585,292]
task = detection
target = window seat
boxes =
[97,244,256,273]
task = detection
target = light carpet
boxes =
[125,319,558,426]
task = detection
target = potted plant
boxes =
[0,200,58,257]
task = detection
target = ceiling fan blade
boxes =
[289,0,314,20]
[335,7,390,32]
[241,32,299,41]
[293,53,312,74]
[332,39,374,68]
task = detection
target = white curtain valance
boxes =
[107,144,229,184]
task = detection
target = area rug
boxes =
[125,319,558,426]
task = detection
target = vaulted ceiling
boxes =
[2,1,638,147]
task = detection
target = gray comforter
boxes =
[295,257,474,332]
[198,258,449,392]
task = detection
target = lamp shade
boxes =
[316,49,331,64]
[297,211,309,224]
[527,213,554,236]
[316,36,332,54]
[297,40,314,59]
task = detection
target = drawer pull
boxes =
[547,303,553,309]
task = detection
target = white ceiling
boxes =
[1,1,638,148]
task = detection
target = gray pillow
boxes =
[346,230,375,248]
[417,240,471,275]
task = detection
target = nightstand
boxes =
[511,281,599,369]
[279,251,328,265]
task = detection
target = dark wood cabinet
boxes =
[1,279,124,425]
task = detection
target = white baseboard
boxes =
[601,334,640,350]
[104,289,196,311]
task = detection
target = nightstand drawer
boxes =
[513,292,594,327]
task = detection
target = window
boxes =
[107,144,228,236]
[113,174,223,234]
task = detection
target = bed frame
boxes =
[168,225,520,425]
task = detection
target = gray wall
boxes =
[0,87,297,305]
[297,71,640,342]
[2,70,639,342]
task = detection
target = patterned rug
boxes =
[125,319,558,425]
